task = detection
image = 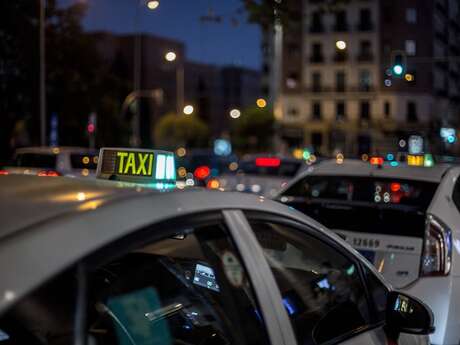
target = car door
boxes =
[82,212,287,345]
[238,210,395,345]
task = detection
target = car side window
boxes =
[0,268,77,345]
[364,269,388,323]
[85,222,270,345]
[452,177,460,212]
[248,220,372,345]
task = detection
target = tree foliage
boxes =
[155,113,210,150]
[231,106,275,152]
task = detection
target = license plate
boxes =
[358,250,375,263]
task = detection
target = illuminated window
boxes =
[406,8,417,23]
[405,40,416,56]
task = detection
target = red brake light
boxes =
[38,170,60,177]
[420,215,452,277]
[390,182,401,192]
[370,157,384,165]
[255,157,281,167]
[194,166,210,180]
[0,170,9,175]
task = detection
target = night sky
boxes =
[61,0,262,70]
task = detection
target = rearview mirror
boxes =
[386,291,435,336]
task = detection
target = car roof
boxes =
[296,159,451,183]
[14,146,98,154]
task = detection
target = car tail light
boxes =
[38,170,61,177]
[194,166,210,180]
[370,157,384,166]
[0,170,9,175]
[420,215,452,277]
[207,179,220,189]
[255,157,281,167]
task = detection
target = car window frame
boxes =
[79,210,291,345]
[242,210,389,344]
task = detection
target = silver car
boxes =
[0,148,433,345]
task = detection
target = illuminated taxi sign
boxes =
[407,154,424,167]
[96,148,176,185]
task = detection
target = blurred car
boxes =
[214,154,303,197]
[176,148,238,186]
[276,158,460,345]
[0,148,433,345]
[0,146,99,178]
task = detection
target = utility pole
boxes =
[39,0,46,146]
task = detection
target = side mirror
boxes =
[386,291,435,336]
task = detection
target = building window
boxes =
[312,101,322,120]
[407,101,418,122]
[288,107,299,117]
[336,101,346,121]
[384,101,391,118]
[312,72,322,92]
[383,6,392,23]
[406,8,417,23]
[358,40,373,61]
[310,11,324,33]
[334,10,348,31]
[336,71,346,92]
[358,9,373,31]
[405,40,417,56]
[310,42,324,62]
[312,132,323,148]
[359,70,371,91]
[286,72,299,89]
[360,101,370,120]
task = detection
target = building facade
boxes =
[265,0,460,156]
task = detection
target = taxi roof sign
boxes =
[96,148,176,185]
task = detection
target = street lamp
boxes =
[230,109,241,119]
[164,51,184,116]
[183,105,194,115]
[147,0,160,10]
[335,40,347,50]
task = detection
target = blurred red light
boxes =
[87,123,95,133]
[370,157,384,165]
[207,179,220,189]
[256,157,281,167]
[0,170,9,175]
[38,170,60,177]
[390,182,401,192]
[194,166,210,180]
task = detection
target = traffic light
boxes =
[391,51,406,77]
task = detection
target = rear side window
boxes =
[282,176,438,237]
[15,153,57,169]
[70,154,99,170]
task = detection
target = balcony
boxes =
[357,53,374,62]
[357,22,374,32]
[333,52,348,63]
[333,23,349,32]
[309,24,325,33]
[310,55,325,63]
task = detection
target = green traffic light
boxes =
[392,65,404,76]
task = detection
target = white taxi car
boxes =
[1,146,99,177]
[0,148,433,345]
[277,158,459,345]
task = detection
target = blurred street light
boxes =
[146,0,160,10]
[230,109,241,119]
[336,40,347,50]
[183,105,194,115]
[165,51,177,62]
[256,98,267,108]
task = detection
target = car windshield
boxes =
[70,154,98,170]
[15,153,57,169]
[282,176,439,237]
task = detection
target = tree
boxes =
[154,113,210,150]
[231,106,275,152]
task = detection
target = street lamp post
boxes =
[165,51,184,116]
[39,0,46,146]
[131,0,159,147]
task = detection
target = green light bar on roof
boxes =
[96,148,176,186]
